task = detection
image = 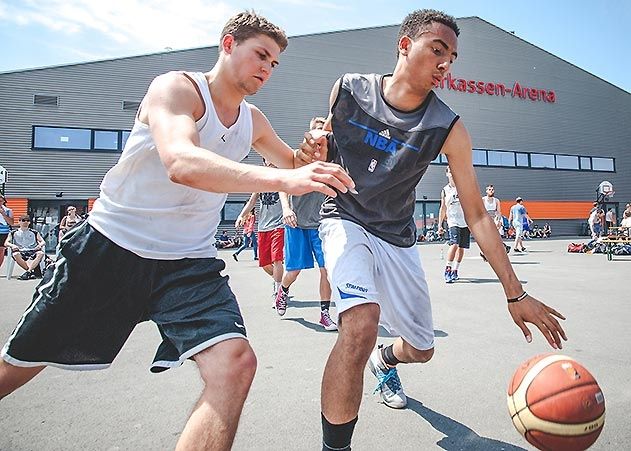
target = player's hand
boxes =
[235,216,245,228]
[281,161,355,197]
[438,226,444,235]
[508,295,567,349]
[283,208,298,228]
[297,130,330,164]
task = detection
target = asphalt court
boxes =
[0,238,628,450]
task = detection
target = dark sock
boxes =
[281,285,289,293]
[381,344,402,367]
[322,414,357,451]
[320,301,331,311]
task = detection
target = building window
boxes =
[33,125,131,152]
[516,153,529,167]
[530,153,556,169]
[94,130,119,150]
[487,150,515,167]
[34,126,91,150]
[472,149,487,165]
[555,155,579,170]
[580,157,592,170]
[592,157,614,172]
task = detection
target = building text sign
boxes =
[435,73,556,103]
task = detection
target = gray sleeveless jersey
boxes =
[321,73,459,247]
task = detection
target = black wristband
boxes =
[507,291,528,303]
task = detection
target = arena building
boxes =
[0,17,629,249]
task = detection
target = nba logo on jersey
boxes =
[368,159,378,172]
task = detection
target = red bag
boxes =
[567,243,585,253]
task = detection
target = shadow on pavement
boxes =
[456,278,528,285]
[406,397,526,451]
[510,262,540,265]
[283,318,448,340]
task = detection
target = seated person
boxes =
[621,211,631,238]
[216,230,235,249]
[58,205,83,241]
[542,223,552,238]
[4,215,46,280]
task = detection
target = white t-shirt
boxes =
[605,210,614,222]
[89,72,253,259]
[443,184,467,228]
[482,196,500,218]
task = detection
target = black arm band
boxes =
[507,291,528,303]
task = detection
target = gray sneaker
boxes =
[367,345,407,409]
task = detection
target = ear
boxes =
[398,35,412,56]
[221,34,236,54]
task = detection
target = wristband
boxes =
[507,291,528,303]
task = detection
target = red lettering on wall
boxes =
[436,74,555,103]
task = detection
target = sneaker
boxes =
[232,253,238,261]
[17,271,32,281]
[513,248,522,253]
[480,252,487,262]
[275,286,289,316]
[367,346,407,409]
[444,267,452,283]
[319,309,338,331]
[505,244,511,254]
[450,269,459,281]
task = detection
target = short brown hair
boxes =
[221,11,288,52]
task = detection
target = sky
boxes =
[0,0,629,93]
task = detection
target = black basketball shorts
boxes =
[1,221,247,373]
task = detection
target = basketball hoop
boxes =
[598,181,614,198]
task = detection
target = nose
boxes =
[437,59,451,73]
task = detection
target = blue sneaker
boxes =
[444,267,452,283]
[450,269,459,281]
[367,346,407,409]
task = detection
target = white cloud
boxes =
[0,0,239,52]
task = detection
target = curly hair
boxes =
[397,9,459,53]
[221,10,288,52]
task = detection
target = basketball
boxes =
[507,354,605,451]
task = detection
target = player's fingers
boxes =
[313,163,355,189]
[311,182,338,198]
[513,318,533,343]
[547,306,566,321]
[533,320,558,349]
[541,317,562,349]
[545,313,568,341]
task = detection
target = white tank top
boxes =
[483,196,499,217]
[89,72,253,259]
[443,184,467,228]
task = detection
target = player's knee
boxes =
[197,341,257,389]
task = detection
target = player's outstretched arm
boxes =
[145,73,353,196]
[442,120,567,349]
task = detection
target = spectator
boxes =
[233,210,258,261]
[0,194,14,271]
[216,230,235,249]
[542,223,552,238]
[508,197,531,252]
[620,210,631,237]
[605,208,616,233]
[4,215,46,280]
[58,205,83,241]
[588,208,603,239]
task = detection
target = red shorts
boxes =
[257,228,284,267]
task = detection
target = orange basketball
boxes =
[507,354,605,451]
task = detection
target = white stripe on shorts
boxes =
[319,218,434,351]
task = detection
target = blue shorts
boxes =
[284,226,325,271]
[448,226,471,249]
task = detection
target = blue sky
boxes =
[0,0,629,92]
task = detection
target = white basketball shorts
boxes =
[319,218,434,351]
